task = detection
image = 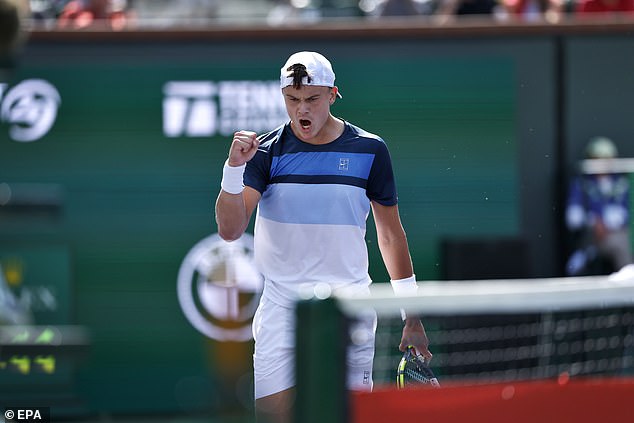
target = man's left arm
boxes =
[371,201,432,361]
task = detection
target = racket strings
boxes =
[398,351,441,388]
[404,367,432,383]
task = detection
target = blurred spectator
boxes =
[575,0,634,14]
[266,0,320,25]
[565,137,633,276]
[267,0,301,24]
[0,264,33,325]
[0,0,29,65]
[360,0,435,17]
[498,0,564,22]
[29,0,66,26]
[434,0,499,23]
[0,0,21,51]
[130,0,218,27]
[57,0,134,30]
[379,0,421,15]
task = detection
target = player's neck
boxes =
[313,116,345,146]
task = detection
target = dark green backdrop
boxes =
[1,28,633,417]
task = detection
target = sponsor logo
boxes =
[177,233,263,341]
[0,79,60,142]
[163,80,287,138]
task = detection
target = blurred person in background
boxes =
[29,0,66,27]
[433,0,499,23]
[267,0,303,25]
[0,264,33,325]
[361,0,436,17]
[57,0,134,30]
[378,0,421,15]
[565,136,633,276]
[266,0,321,25]
[0,0,29,82]
[0,0,28,55]
[498,0,565,21]
[575,0,634,15]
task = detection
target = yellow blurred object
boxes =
[34,355,56,374]
[3,256,24,287]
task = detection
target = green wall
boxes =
[0,29,632,417]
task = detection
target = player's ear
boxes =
[330,87,339,104]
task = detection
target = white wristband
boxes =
[390,275,417,321]
[221,160,246,194]
[390,274,418,295]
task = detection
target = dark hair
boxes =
[286,63,311,89]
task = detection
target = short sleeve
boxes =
[243,149,270,194]
[366,140,398,206]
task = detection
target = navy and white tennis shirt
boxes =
[244,121,398,307]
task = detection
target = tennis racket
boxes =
[396,346,440,389]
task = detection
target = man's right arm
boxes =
[216,187,260,241]
[215,130,261,241]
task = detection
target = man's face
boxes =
[282,85,336,143]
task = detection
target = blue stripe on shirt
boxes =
[270,151,375,180]
[258,183,370,227]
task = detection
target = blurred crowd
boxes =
[7,0,634,30]
[369,0,634,22]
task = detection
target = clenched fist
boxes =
[228,130,260,167]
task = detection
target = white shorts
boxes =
[252,296,376,399]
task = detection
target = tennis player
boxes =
[215,51,431,423]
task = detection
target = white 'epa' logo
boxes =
[1,79,61,142]
[177,233,263,342]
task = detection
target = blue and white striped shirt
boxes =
[245,121,397,306]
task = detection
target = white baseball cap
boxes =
[280,51,342,98]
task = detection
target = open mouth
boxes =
[299,119,311,130]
